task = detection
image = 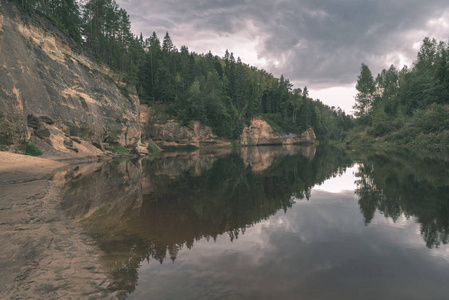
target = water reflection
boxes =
[58,145,352,295]
[354,149,449,248]
[57,146,449,299]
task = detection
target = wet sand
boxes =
[0,152,116,299]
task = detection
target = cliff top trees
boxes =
[81,0,138,75]
[9,0,82,42]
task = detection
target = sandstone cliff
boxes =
[142,104,231,147]
[142,104,316,148]
[240,117,316,146]
[150,120,232,147]
[0,2,140,155]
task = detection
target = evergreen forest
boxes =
[9,0,354,141]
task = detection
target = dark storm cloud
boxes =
[117,0,449,87]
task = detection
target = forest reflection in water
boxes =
[58,145,449,299]
[353,149,449,248]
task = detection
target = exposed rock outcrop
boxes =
[0,2,140,153]
[240,117,316,146]
[139,104,151,141]
[150,120,231,147]
[144,105,315,148]
[144,105,231,147]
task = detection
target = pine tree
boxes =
[162,32,174,52]
[354,63,375,118]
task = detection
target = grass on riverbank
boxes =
[25,143,43,156]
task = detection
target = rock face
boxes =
[145,104,231,147]
[0,2,140,152]
[150,121,231,147]
[144,105,315,147]
[139,104,151,142]
[240,117,316,145]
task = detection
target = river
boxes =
[59,145,449,299]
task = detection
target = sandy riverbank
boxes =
[0,151,117,299]
[0,151,67,182]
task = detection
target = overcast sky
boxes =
[117,0,449,113]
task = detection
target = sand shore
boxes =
[0,151,116,299]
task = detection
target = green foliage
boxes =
[371,108,390,136]
[348,37,449,148]
[112,144,130,153]
[344,129,376,147]
[25,143,43,156]
[353,63,376,119]
[260,114,286,133]
[147,141,161,153]
[417,103,449,133]
[117,85,131,101]
[131,29,353,140]
[348,104,449,148]
[9,0,82,43]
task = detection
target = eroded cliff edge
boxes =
[0,2,140,156]
[240,117,316,146]
[141,104,316,148]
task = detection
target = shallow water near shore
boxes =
[59,145,449,299]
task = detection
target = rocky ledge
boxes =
[240,117,316,146]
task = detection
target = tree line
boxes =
[138,37,353,140]
[9,0,145,79]
[9,0,354,141]
[351,37,449,146]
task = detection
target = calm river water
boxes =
[60,145,449,299]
